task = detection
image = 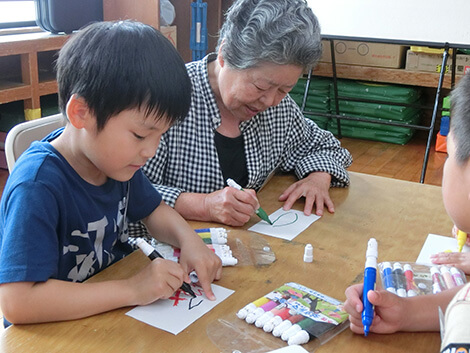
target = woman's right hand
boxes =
[203,187,259,226]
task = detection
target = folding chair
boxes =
[4,114,66,173]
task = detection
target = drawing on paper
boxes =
[169,286,204,310]
[248,208,321,241]
[270,212,299,227]
[126,283,235,335]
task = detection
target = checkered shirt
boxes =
[129,54,352,237]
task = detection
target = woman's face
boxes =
[215,60,303,122]
[442,132,470,233]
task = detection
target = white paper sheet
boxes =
[126,283,234,335]
[416,233,470,265]
[248,208,320,241]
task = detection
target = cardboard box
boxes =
[405,50,470,74]
[320,40,406,68]
[160,25,177,48]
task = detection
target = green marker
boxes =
[226,178,272,225]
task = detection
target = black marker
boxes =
[136,238,196,298]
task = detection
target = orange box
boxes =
[435,132,447,153]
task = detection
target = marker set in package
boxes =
[149,227,238,266]
[236,282,349,347]
[378,262,467,297]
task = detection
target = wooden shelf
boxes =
[0,32,69,118]
[313,62,461,89]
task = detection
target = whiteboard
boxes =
[307,0,470,48]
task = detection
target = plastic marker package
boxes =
[149,228,238,267]
[235,283,349,348]
[378,261,467,297]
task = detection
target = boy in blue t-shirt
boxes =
[0,20,222,325]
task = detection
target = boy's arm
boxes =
[142,202,222,300]
[0,258,186,324]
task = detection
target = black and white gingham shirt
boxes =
[143,54,352,208]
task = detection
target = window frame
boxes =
[0,0,37,30]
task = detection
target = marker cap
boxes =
[303,244,313,262]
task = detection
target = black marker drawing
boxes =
[188,297,204,310]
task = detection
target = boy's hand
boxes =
[278,172,333,217]
[128,258,187,306]
[430,252,470,275]
[344,283,406,334]
[203,187,258,226]
[179,237,222,300]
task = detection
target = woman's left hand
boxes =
[278,172,333,216]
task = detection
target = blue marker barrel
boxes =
[362,238,378,337]
[382,262,396,295]
[362,266,376,336]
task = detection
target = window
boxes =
[0,1,36,29]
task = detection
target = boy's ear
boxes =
[65,94,92,129]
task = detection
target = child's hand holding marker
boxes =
[178,235,223,300]
[344,284,405,334]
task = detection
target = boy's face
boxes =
[84,108,170,183]
[442,132,470,233]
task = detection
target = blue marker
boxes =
[362,238,378,337]
[382,262,396,295]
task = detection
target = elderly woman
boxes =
[142,0,352,227]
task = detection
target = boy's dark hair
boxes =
[450,73,470,164]
[56,20,191,131]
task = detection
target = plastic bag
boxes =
[160,0,175,26]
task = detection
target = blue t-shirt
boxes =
[0,128,161,284]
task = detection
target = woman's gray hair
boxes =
[216,0,322,70]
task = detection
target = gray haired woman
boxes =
[140,0,352,227]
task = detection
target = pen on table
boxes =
[226,178,272,225]
[135,238,196,298]
[362,238,378,337]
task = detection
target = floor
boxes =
[0,134,446,329]
[340,135,445,187]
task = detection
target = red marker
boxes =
[403,264,418,297]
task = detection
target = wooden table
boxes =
[0,172,453,352]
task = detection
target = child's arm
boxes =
[0,257,185,324]
[142,202,223,300]
[344,283,461,334]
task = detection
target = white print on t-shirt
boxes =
[65,194,129,282]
